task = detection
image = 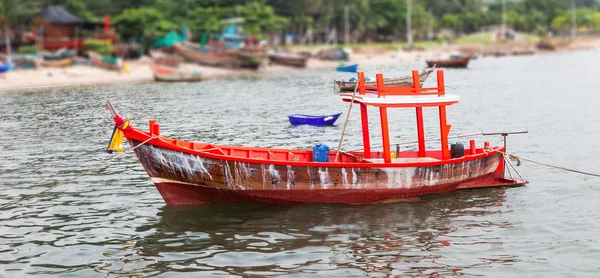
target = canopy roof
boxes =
[38,6,83,25]
[151,30,186,49]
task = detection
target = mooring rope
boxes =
[0,135,156,210]
[334,76,360,162]
[505,153,600,178]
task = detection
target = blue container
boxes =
[312,144,330,162]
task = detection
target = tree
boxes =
[113,7,177,47]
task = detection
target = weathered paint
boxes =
[129,139,512,205]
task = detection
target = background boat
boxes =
[268,52,308,68]
[336,63,358,72]
[288,113,342,126]
[425,56,470,68]
[174,43,240,68]
[151,64,202,82]
[149,50,182,68]
[335,68,433,91]
[88,51,122,71]
[41,57,74,68]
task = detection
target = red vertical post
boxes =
[380,107,391,163]
[153,124,160,136]
[439,105,450,159]
[376,73,384,96]
[149,119,156,134]
[360,104,371,158]
[411,70,420,93]
[469,139,476,155]
[437,70,445,96]
[358,72,366,95]
[416,107,426,157]
[358,72,371,158]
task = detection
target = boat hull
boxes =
[288,113,342,126]
[425,56,470,68]
[335,69,432,91]
[128,138,520,205]
[174,44,240,68]
[268,54,308,68]
[336,64,358,72]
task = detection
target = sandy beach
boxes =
[2,39,599,92]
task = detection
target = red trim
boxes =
[121,125,504,168]
[416,107,426,157]
[360,104,371,158]
[379,107,391,163]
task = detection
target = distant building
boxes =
[33,5,115,50]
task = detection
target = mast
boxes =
[501,0,507,40]
[406,0,413,48]
[571,0,577,40]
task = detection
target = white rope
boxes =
[506,153,600,178]
[0,135,156,210]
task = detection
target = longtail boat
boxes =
[150,64,202,82]
[41,57,74,68]
[425,56,470,68]
[173,43,240,68]
[268,52,308,68]
[88,51,121,71]
[335,68,433,92]
[105,69,527,205]
[149,50,183,68]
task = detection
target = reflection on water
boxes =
[89,188,511,277]
[2,50,600,277]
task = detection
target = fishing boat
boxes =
[174,43,240,68]
[425,56,470,68]
[268,52,308,68]
[41,49,75,60]
[149,50,182,68]
[105,69,527,205]
[151,65,202,82]
[288,113,342,126]
[88,51,121,71]
[41,57,74,68]
[233,51,263,70]
[12,55,41,69]
[335,68,433,92]
[337,63,358,72]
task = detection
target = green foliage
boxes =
[84,39,114,56]
[17,45,39,54]
[113,7,177,47]
[65,0,94,21]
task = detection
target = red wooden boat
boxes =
[106,70,526,205]
[425,56,471,68]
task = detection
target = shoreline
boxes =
[2,39,599,92]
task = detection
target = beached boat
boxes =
[41,57,74,68]
[335,68,433,92]
[88,51,121,71]
[268,52,308,68]
[12,55,41,69]
[0,61,13,73]
[173,43,240,68]
[234,52,263,70]
[288,113,342,126]
[151,65,202,82]
[42,49,75,60]
[149,50,182,68]
[425,56,470,68]
[105,69,527,205]
[337,63,358,72]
